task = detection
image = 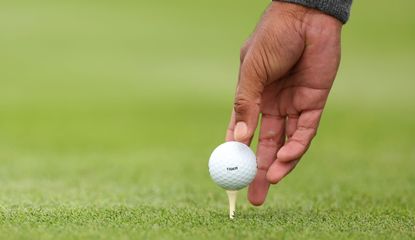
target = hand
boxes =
[225,2,342,206]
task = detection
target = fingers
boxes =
[278,109,322,162]
[248,114,285,206]
[266,110,321,183]
[233,87,262,142]
[267,159,299,184]
[233,51,269,142]
[228,39,253,144]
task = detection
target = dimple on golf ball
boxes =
[208,141,257,190]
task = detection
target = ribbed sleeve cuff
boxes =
[274,0,353,23]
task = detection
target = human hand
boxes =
[225,1,342,205]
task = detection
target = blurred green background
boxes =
[0,0,414,239]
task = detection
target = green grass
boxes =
[0,0,414,239]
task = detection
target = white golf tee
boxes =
[226,190,238,219]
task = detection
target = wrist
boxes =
[268,1,343,32]
[273,0,352,24]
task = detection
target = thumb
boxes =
[233,61,265,142]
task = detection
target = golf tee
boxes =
[226,190,238,219]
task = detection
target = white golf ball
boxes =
[208,141,257,190]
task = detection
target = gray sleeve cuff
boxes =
[274,0,353,23]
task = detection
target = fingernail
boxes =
[234,122,248,141]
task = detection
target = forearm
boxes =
[274,0,353,23]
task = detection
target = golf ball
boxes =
[208,141,257,190]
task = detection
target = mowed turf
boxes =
[0,0,414,239]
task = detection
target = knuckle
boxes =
[239,46,246,57]
[258,128,282,147]
[239,39,251,63]
[239,50,246,63]
[292,138,308,149]
[233,97,251,115]
[239,47,248,63]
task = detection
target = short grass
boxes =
[0,0,414,239]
